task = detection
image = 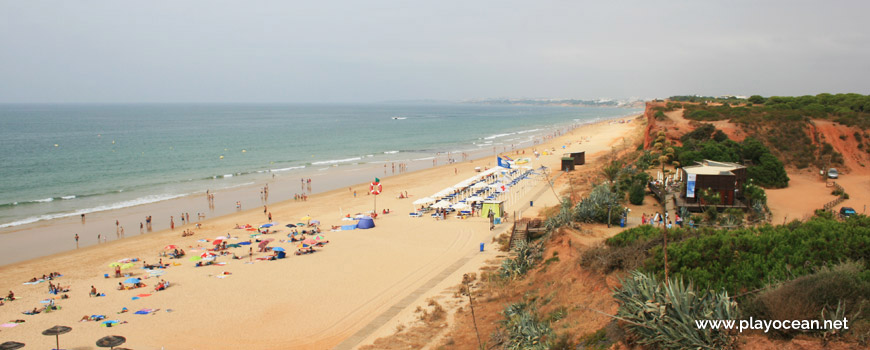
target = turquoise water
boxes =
[0,103,640,228]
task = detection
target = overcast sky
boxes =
[1,0,868,103]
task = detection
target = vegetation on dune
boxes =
[600,216,870,294]
[614,270,740,350]
[675,126,789,188]
[668,93,870,169]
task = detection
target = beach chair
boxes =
[409,212,421,218]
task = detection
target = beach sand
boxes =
[0,117,639,349]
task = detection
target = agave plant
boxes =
[544,197,574,232]
[498,302,553,350]
[613,271,739,350]
[499,240,541,280]
[574,183,624,225]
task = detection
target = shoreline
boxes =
[0,112,638,267]
[0,115,641,349]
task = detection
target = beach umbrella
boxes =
[451,203,470,210]
[310,220,320,225]
[164,245,178,250]
[272,247,285,252]
[471,182,488,189]
[200,252,216,258]
[300,215,312,221]
[285,224,297,228]
[297,243,311,248]
[465,195,484,202]
[189,256,202,262]
[212,239,223,246]
[96,335,126,349]
[123,277,140,284]
[258,241,269,248]
[0,341,25,350]
[100,320,120,327]
[431,200,451,209]
[259,223,274,228]
[301,238,317,245]
[119,263,134,270]
[412,197,435,205]
[42,325,72,350]
[313,235,326,242]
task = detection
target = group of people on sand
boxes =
[168,248,186,259]
[181,229,195,237]
[25,272,61,283]
[47,281,69,294]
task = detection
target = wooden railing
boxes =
[822,182,846,212]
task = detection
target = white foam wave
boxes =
[223,174,233,178]
[383,150,399,154]
[311,157,361,165]
[0,193,189,229]
[412,156,435,161]
[34,198,54,203]
[270,165,305,172]
[61,195,76,200]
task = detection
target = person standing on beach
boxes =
[75,234,79,248]
[115,220,119,234]
[186,213,190,223]
[249,247,253,261]
[81,214,85,224]
[119,226,125,238]
[140,222,144,234]
[97,234,101,243]
[170,216,175,230]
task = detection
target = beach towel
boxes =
[1,323,19,328]
[341,224,357,230]
[238,241,252,245]
[23,280,45,285]
[134,308,153,315]
[136,293,152,298]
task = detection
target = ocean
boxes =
[0,103,640,230]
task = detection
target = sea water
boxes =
[0,103,640,230]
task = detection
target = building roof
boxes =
[682,159,745,176]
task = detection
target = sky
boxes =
[1,0,869,103]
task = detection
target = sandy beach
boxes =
[0,117,639,349]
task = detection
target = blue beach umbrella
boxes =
[123,278,140,284]
[272,247,285,252]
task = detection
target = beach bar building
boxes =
[678,160,748,211]
[481,200,505,219]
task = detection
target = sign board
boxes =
[686,173,697,198]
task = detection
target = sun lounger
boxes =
[409,212,422,218]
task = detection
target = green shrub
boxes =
[628,182,645,205]
[644,216,870,294]
[745,261,870,339]
[573,184,625,226]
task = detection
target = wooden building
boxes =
[680,160,747,206]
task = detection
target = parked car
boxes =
[839,207,857,218]
[827,168,839,179]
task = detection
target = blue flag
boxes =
[497,156,511,169]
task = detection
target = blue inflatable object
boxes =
[357,216,375,229]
